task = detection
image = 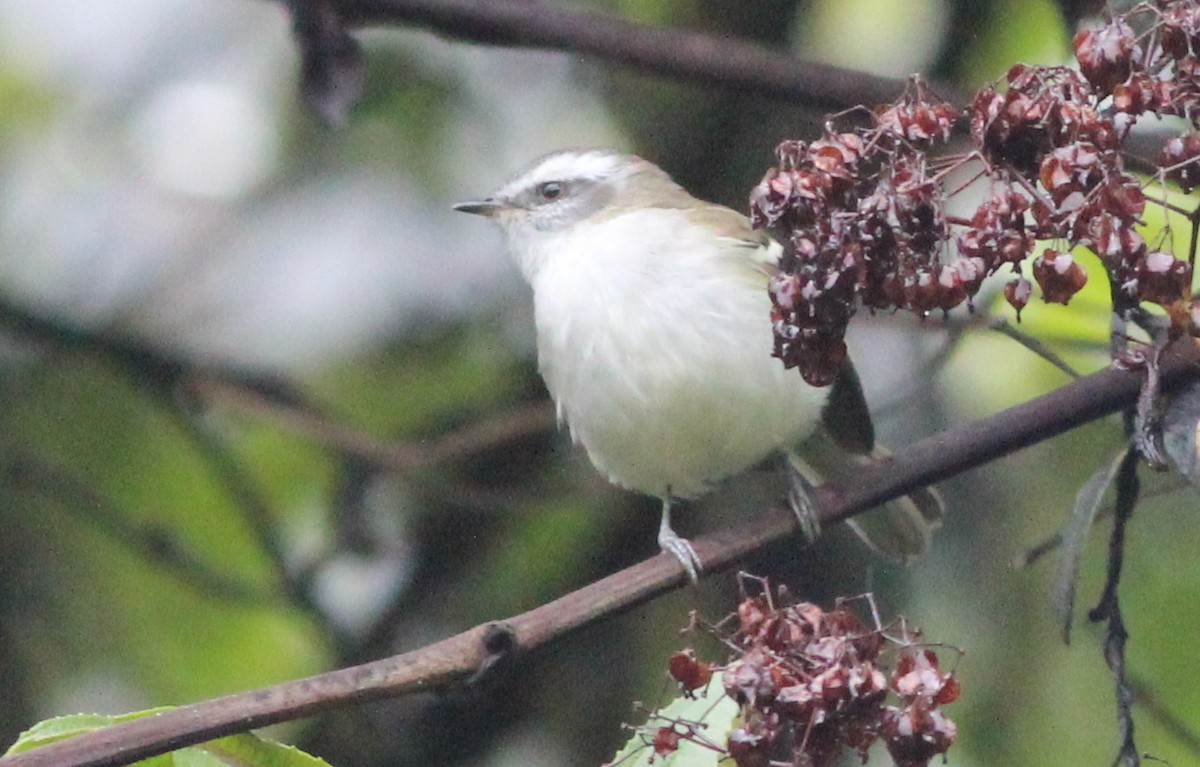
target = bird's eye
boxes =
[536,181,564,202]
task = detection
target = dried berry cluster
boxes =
[751,2,1200,387]
[663,595,958,767]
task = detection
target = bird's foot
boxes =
[658,500,702,582]
[788,469,823,545]
[659,527,702,583]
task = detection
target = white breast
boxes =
[527,208,828,499]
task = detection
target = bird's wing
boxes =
[679,204,781,277]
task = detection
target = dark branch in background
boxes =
[2,341,1197,767]
[184,378,556,516]
[1087,441,1142,767]
[290,0,364,126]
[185,378,555,475]
[326,0,970,110]
[166,406,332,623]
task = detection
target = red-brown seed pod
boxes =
[1139,250,1193,306]
[737,595,773,639]
[1073,20,1137,95]
[724,647,783,705]
[1170,55,1200,123]
[935,675,961,705]
[668,649,713,692]
[810,131,864,173]
[1097,172,1146,220]
[652,727,681,757]
[1086,213,1148,266]
[1039,143,1102,205]
[1005,277,1033,316]
[1161,2,1200,61]
[882,700,958,767]
[726,726,771,767]
[1111,72,1160,115]
[876,102,959,144]
[1033,249,1089,304]
[891,650,936,699]
[1159,132,1200,192]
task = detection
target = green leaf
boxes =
[1162,381,1200,487]
[5,709,333,767]
[1051,445,1131,644]
[604,671,739,767]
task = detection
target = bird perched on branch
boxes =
[455,148,941,581]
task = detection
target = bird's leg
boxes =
[657,498,702,583]
[786,460,823,544]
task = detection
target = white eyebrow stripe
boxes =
[495,149,624,199]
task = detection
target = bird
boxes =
[454,148,941,581]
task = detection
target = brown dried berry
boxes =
[1139,251,1193,306]
[1074,21,1137,95]
[935,675,961,705]
[724,647,782,705]
[651,726,680,757]
[1005,277,1033,317]
[1086,213,1147,266]
[1161,2,1200,61]
[1039,143,1102,205]
[668,649,712,693]
[882,699,958,767]
[1033,249,1088,304]
[1159,132,1200,192]
[727,725,770,767]
[876,102,959,144]
[1112,73,1161,115]
[737,594,772,638]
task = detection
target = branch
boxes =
[331,0,970,110]
[1087,441,1142,767]
[186,377,556,472]
[4,343,1197,767]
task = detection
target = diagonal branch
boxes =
[331,0,970,110]
[3,342,1197,767]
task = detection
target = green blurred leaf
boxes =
[1051,445,1131,644]
[6,709,332,767]
[958,0,1069,85]
[605,671,739,767]
[1163,382,1200,487]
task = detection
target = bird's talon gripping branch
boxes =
[658,501,702,583]
[788,468,823,544]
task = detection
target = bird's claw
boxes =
[658,527,702,583]
[788,473,823,544]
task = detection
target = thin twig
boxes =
[987,317,1083,378]
[166,403,329,624]
[186,377,555,471]
[1086,444,1142,767]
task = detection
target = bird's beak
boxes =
[453,198,506,217]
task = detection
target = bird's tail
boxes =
[785,434,943,560]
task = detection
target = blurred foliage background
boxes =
[0,0,1197,766]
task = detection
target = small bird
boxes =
[455,148,941,581]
